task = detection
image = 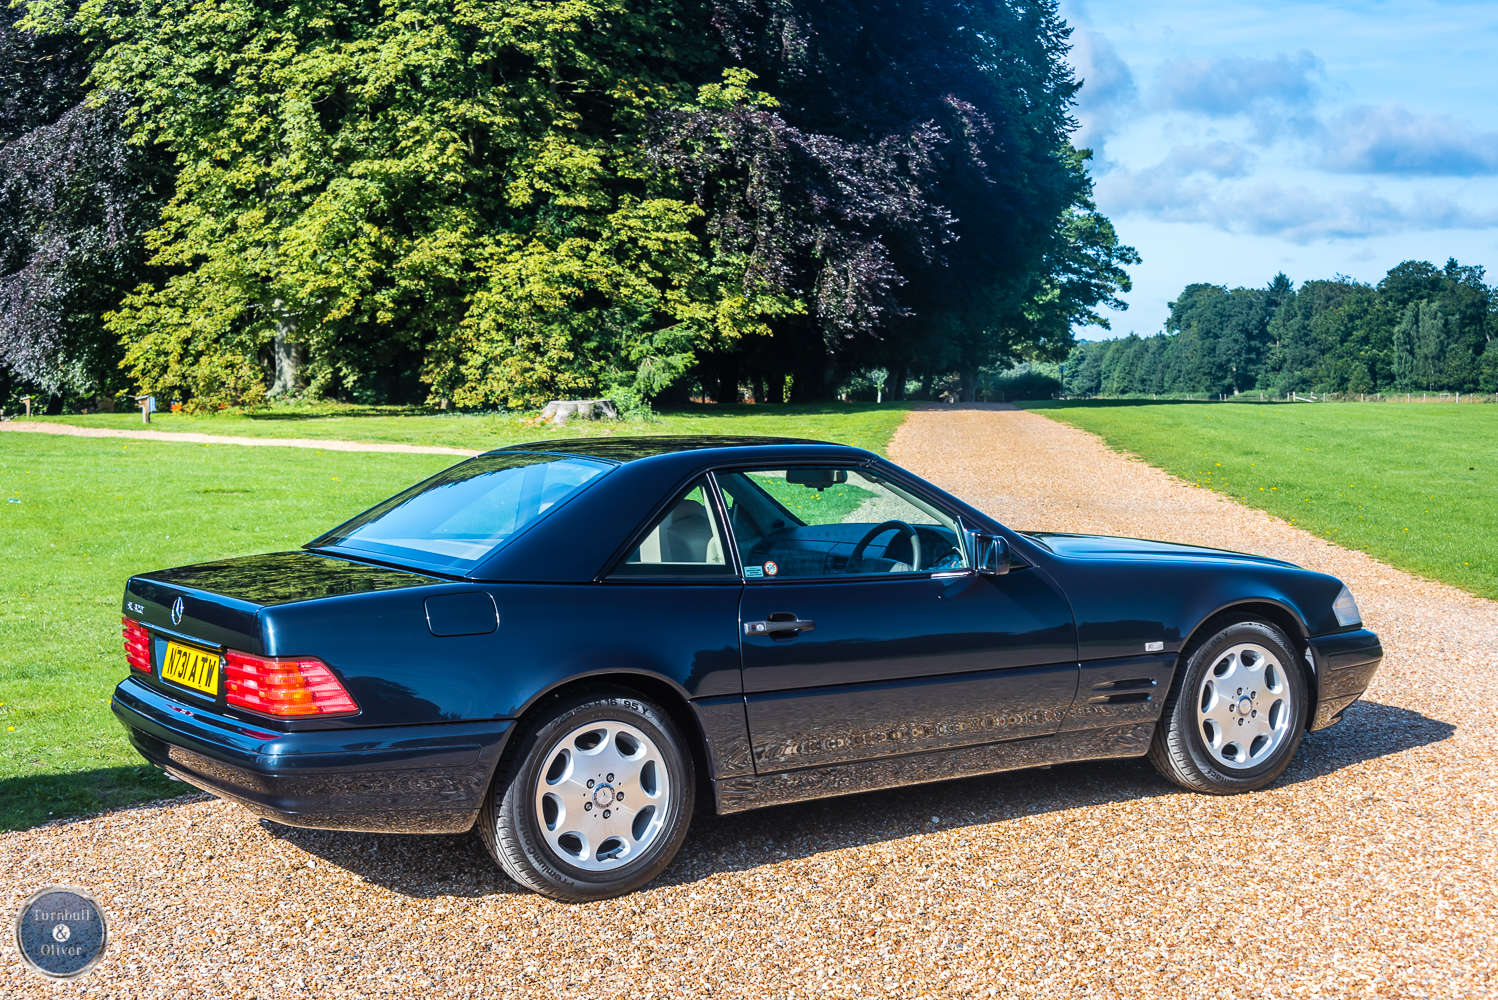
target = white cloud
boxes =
[1320,103,1498,175]
[1148,50,1322,118]
[1099,162,1498,243]
[1160,142,1254,179]
[1092,143,1251,217]
[1062,1,1139,151]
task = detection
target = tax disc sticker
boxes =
[763,561,778,577]
[14,885,108,979]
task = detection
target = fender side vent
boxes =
[1095,692,1152,705]
[1086,677,1157,704]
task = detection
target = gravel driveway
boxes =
[3,404,1494,998]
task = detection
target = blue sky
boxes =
[1063,0,1498,336]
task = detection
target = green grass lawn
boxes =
[0,405,908,831]
[25,400,915,456]
[1021,400,1498,600]
[0,436,457,832]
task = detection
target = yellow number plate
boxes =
[161,641,220,696]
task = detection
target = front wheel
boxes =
[1148,618,1308,794]
[479,687,695,901]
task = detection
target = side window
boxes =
[715,468,968,579]
[608,479,735,579]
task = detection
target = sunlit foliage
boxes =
[12,0,1132,409]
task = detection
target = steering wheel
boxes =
[849,520,922,573]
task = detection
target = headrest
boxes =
[671,497,707,522]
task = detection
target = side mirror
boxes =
[972,533,1010,576]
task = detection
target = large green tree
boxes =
[662,0,1136,401]
[24,0,1132,408]
[36,0,767,408]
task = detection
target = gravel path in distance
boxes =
[1,404,1494,999]
[0,420,480,456]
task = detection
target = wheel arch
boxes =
[1180,599,1317,726]
[499,669,714,816]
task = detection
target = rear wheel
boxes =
[479,687,694,901]
[1148,618,1308,794]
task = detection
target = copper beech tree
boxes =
[0,2,166,410]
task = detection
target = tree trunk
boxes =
[789,361,819,402]
[269,305,304,396]
[919,372,934,400]
[764,371,785,404]
[822,353,838,399]
[960,370,978,402]
[714,355,741,405]
[271,334,305,396]
[790,350,836,402]
[890,366,907,401]
[751,374,765,404]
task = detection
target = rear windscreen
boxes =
[308,454,612,573]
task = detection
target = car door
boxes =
[714,466,1079,774]
[599,476,751,785]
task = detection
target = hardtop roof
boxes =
[484,435,848,463]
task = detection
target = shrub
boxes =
[993,370,1061,400]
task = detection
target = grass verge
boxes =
[0,405,909,831]
[23,401,915,456]
[1021,399,1497,599]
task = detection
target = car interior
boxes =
[715,469,966,578]
[633,495,726,565]
[612,481,732,577]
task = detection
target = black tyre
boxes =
[1148,617,1308,794]
[479,686,695,901]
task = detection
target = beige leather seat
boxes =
[662,498,713,562]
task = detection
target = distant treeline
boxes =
[1062,259,1498,398]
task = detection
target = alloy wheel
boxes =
[531,720,671,871]
[1195,642,1294,770]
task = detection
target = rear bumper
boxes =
[1306,628,1383,731]
[112,676,511,834]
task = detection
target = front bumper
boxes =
[1306,628,1383,731]
[113,676,511,834]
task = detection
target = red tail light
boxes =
[224,651,358,717]
[122,617,152,673]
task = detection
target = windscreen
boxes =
[308,454,612,573]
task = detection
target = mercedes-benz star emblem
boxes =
[170,597,184,626]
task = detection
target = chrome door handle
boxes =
[744,618,816,636]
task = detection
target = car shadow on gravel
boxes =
[658,701,1452,890]
[1276,700,1454,787]
[261,823,528,898]
[264,699,1450,900]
